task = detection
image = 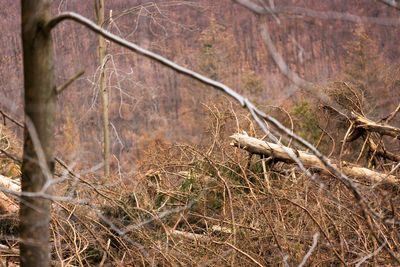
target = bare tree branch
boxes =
[377,0,400,10]
[298,233,319,267]
[56,69,85,95]
[385,103,400,123]
[16,10,394,222]
[234,0,400,25]
[257,18,349,118]
[38,12,400,264]
[352,112,400,140]
[230,3,400,262]
[215,241,264,267]
[355,240,387,267]
[0,109,24,128]
[46,12,246,106]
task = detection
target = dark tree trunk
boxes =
[20,1,56,266]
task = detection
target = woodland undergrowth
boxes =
[1,98,399,266]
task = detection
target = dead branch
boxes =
[0,175,20,192]
[365,137,400,163]
[168,229,210,243]
[0,244,19,256]
[377,0,400,10]
[352,112,400,140]
[0,109,24,128]
[215,241,264,267]
[233,0,400,25]
[46,12,246,107]
[0,175,20,213]
[230,133,398,184]
[385,103,400,123]
[56,69,85,95]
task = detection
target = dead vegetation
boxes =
[0,99,399,266]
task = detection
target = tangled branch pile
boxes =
[0,99,398,266]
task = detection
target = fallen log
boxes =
[351,112,400,140]
[230,134,398,184]
[0,175,20,213]
[0,175,20,192]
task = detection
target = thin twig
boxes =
[46,12,246,107]
[233,0,400,25]
[56,69,85,95]
[298,233,320,267]
[377,0,400,10]
[0,109,23,128]
[355,240,387,267]
[215,241,264,267]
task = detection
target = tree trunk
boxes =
[230,134,398,184]
[95,0,110,177]
[20,0,56,266]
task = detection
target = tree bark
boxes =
[352,112,400,140]
[95,0,110,177]
[20,0,56,266]
[230,134,398,184]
